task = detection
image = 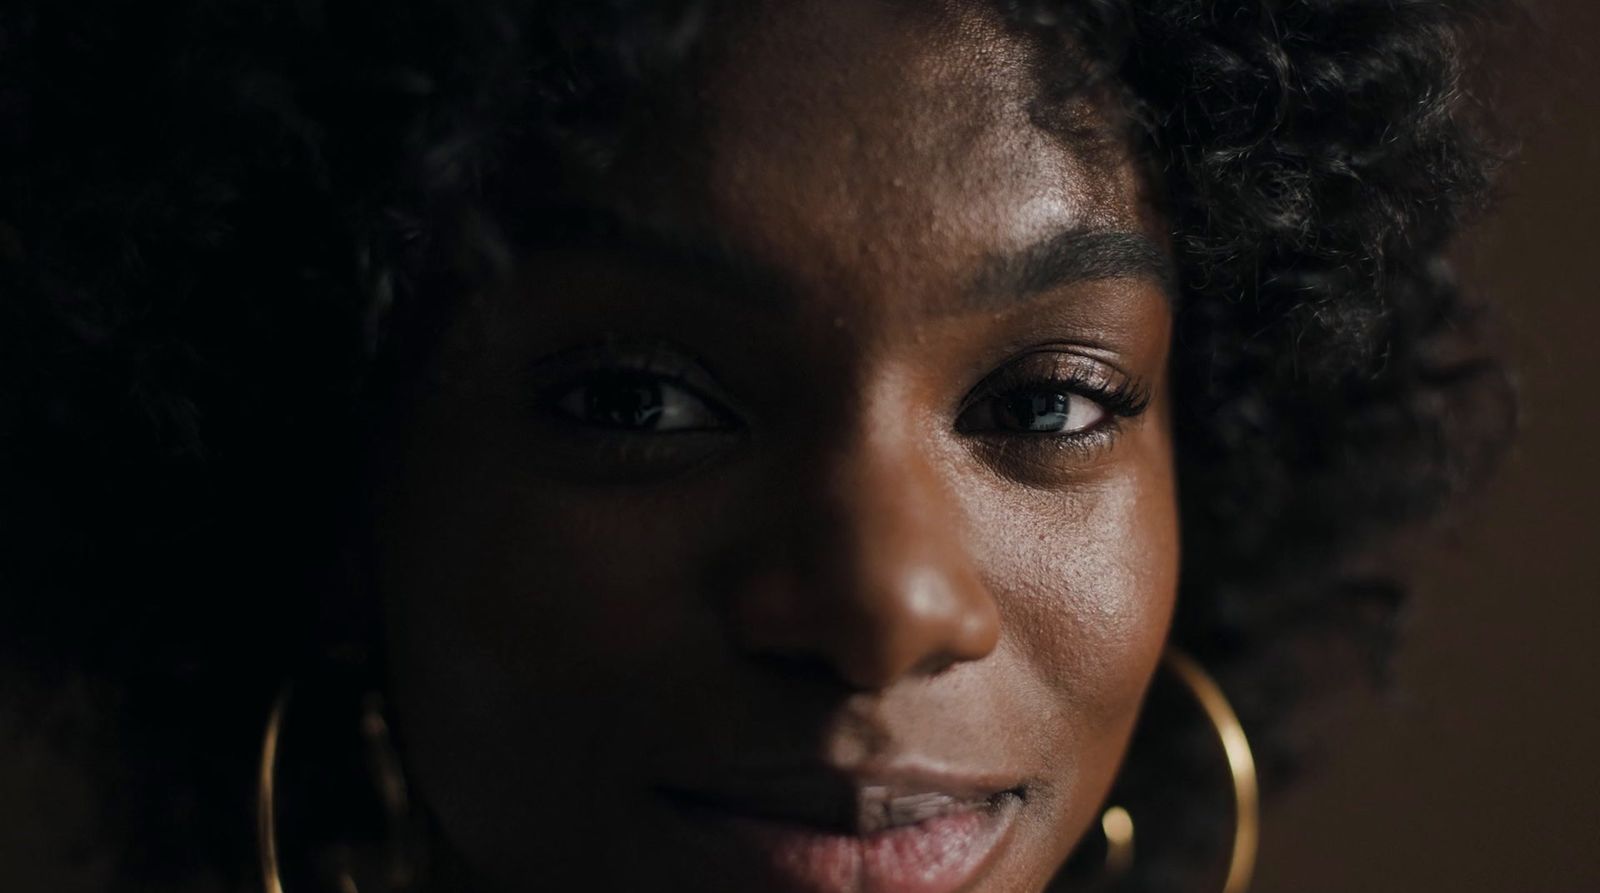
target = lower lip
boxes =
[673,794,1021,893]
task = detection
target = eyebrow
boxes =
[528,205,801,305]
[532,206,1174,313]
[966,227,1176,312]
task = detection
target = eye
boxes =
[954,355,1151,487]
[960,388,1113,438]
[552,371,730,433]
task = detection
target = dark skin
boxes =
[374,2,1178,891]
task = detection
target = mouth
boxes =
[657,768,1026,893]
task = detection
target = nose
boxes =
[722,426,1001,690]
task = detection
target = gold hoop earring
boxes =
[1095,649,1260,893]
[258,684,421,893]
[1098,803,1136,879]
[1163,649,1259,893]
[258,687,287,893]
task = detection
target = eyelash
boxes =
[959,353,1151,429]
[958,366,1146,475]
[529,344,1152,479]
[532,354,734,431]
[967,365,1151,423]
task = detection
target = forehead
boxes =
[597,0,1157,316]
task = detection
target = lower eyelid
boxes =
[522,417,746,483]
[964,417,1128,482]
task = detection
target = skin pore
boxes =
[373,2,1179,891]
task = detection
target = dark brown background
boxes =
[1256,2,1600,890]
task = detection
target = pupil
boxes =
[1004,392,1070,433]
[585,377,664,429]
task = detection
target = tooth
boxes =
[854,787,961,832]
[857,786,891,834]
[889,793,954,826]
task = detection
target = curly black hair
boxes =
[0,0,1513,890]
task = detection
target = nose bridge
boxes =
[833,423,960,598]
[727,412,1001,690]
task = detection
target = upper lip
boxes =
[657,764,1026,835]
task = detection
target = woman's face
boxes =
[375,3,1178,891]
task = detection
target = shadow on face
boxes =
[375,2,1179,891]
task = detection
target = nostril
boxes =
[719,552,1002,690]
[907,652,962,680]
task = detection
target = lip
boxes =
[658,767,1025,893]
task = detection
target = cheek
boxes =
[379,419,724,704]
[372,385,736,880]
[970,429,1180,766]
[1002,476,1176,682]
[376,324,724,694]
